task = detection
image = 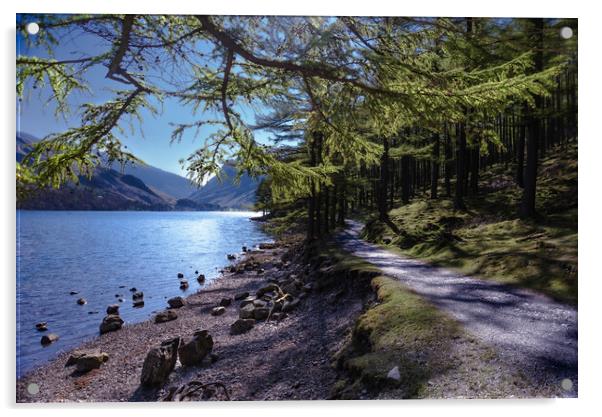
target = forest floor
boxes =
[336,220,577,398]
[362,140,578,304]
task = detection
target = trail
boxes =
[336,220,578,396]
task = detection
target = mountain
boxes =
[17,134,172,210]
[16,133,260,211]
[188,163,261,210]
[107,160,199,200]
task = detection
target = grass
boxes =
[361,141,578,305]
[340,275,465,398]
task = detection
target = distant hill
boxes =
[107,160,199,200]
[188,163,261,210]
[17,134,172,210]
[16,133,261,211]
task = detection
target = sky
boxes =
[16,14,274,178]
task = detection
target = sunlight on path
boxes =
[336,220,578,395]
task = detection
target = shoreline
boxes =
[16,233,364,402]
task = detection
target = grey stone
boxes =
[230,318,255,335]
[178,330,213,367]
[155,310,177,323]
[140,337,180,387]
[99,315,124,334]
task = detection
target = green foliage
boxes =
[362,142,578,304]
[16,15,575,208]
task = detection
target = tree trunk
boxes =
[520,18,543,218]
[430,133,440,199]
[378,137,390,220]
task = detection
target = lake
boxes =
[16,210,270,377]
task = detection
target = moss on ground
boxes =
[362,141,578,305]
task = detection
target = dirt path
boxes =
[336,220,578,396]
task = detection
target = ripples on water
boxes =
[16,210,270,377]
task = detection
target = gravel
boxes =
[337,220,578,397]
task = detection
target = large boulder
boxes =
[99,315,124,334]
[167,296,186,309]
[179,280,189,290]
[140,337,180,387]
[132,291,144,300]
[197,274,206,284]
[155,310,177,323]
[177,330,214,367]
[230,319,255,335]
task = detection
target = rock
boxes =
[282,298,300,313]
[209,353,219,363]
[129,287,137,292]
[41,333,59,345]
[133,300,145,308]
[69,291,78,295]
[100,314,124,334]
[219,297,232,307]
[132,291,144,300]
[230,318,255,335]
[253,307,270,321]
[35,322,48,332]
[178,330,214,367]
[177,273,184,278]
[234,292,250,301]
[119,285,126,288]
[76,298,87,305]
[256,283,280,297]
[65,351,86,367]
[118,298,125,303]
[240,296,257,308]
[211,306,226,316]
[197,274,206,284]
[88,311,99,314]
[239,304,255,319]
[242,246,247,252]
[252,299,267,308]
[259,242,277,250]
[106,304,119,315]
[140,337,180,387]
[74,352,109,373]
[167,296,186,309]
[155,310,177,323]
[179,280,189,290]
[387,366,401,381]
[227,254,236,260]
[270,312,286,321]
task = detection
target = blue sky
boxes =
[16,14,273,177]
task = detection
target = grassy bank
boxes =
[362,141,577,305]
[317,244,543,399]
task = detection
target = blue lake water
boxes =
[16,210,270,377]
